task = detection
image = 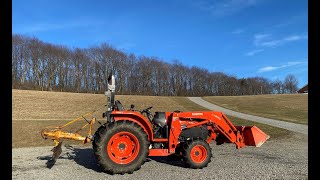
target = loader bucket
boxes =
[240,126,270,147]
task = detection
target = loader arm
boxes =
[176,111,269,149]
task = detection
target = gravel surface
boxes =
[188,97,308,135]
[12,133,308,180]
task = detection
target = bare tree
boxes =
[272,79,284,94]
[13,33,297,96]
[284,74,299,93]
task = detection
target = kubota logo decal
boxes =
[192,113,203,115]
[213,114,221,120]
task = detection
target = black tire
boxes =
[93,123,107,143]
[93,120,149,174]
[182,138,212,169]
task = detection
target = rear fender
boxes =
[112,111,153,140]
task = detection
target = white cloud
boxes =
[253,33,308,47]
[258,66,278,73]
[274,12,308,28]
[284,35,301,41]
[191,0,261,17]
[21,23,66,33]
[253,34,271,46]
[18,19,105,33]
[259,40,282,47]
[254,33,270,39]
[232,28,245,34]
[258,61,306,73]
[245,49,264,56]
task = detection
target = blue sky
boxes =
[12,0,308,88]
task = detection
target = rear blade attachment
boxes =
[51,140,63,162]
[45,140,63,169]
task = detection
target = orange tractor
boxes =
[41,73,269,174]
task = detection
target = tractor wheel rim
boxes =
[107,132,140,164]
[190,145,207,163]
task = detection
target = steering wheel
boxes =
[140,106,153,121]
[115,100,124,111]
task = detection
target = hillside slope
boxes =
[12,90,292,148]
[12,89,208,120]
[203,94,308,125]
[12,89,208,148]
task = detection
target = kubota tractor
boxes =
[41,72,269,174]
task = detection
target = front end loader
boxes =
[41,72,269,174]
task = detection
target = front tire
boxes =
[93,120,149,174]
[182,138,212,169]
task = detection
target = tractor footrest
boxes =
[152,138,168,142]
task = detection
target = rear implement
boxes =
[41,111,99,162]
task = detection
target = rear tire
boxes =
[182,138,212,169]
[93,120,149,174]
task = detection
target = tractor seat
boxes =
[153,112,167,127]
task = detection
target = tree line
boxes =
[12,34,299,96]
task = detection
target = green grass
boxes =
[203,94,308,125]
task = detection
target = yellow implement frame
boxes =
[41,111,98,144]
[40,111,101,161]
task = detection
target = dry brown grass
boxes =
[12,89,290,148]
[203,94,308,125]
[13,115,288,148]
[12,89,209,148]
[12,120,102,148]
[13,89,106,120]
[228,116,294,140]
[12,89,208,121]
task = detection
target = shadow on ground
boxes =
[37,144,102,172]
[37,144,187,172]
[147,155,186,168]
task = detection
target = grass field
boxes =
[12,89,293,148]
[12,89,209,148]
[203,94,308,125]
[12,89,209,120]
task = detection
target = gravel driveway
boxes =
[12,132,307,180]
[12,97,308,179]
